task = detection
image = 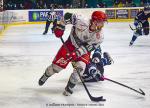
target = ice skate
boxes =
[43,31,47,35]
[38,73,50,86]
[63,86,73,96]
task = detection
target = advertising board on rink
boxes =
[105,8,142,19]
[28,10,63,22]
[130,9,140,18]
[105,9,116,19]
[116,9,129,19]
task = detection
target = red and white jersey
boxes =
[69,14,104,49]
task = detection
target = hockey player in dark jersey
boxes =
[129,6,150,46]
[43,7,57,35]
[82,47,113,82]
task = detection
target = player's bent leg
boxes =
[63,72,79,96]
[63,61,86,96]
[38,64,62,86]
[43,21,51,35]
[129,32,140,46]
[51,19,57,33]
[143,21,149,36]
[143,28,149,35]
[129,35,137,46]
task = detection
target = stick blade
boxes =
[139,88,145,96]
[90,96,106,102]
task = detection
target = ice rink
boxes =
[0,22,150,108]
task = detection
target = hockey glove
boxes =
[103,52,114,65]
[134,21,138,26]
[134,21,142,29]
[54,24,65,38]
[89,65,103,81]
[66,46,88,61]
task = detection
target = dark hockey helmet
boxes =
[64,12,74,24]
[64,12,72,20]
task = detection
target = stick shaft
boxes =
[104,77,145,95]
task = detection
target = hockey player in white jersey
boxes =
[39,11,107,96]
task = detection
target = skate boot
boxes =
[51,28,54,33]
[63,81,75,96]
[38,73,50,86]
[63,86,73,96]
[129,41,133,46]
[43,31,47,35]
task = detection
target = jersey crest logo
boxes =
[56,57,67,65]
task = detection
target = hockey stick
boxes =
[129,24,150,31]
[60,37,106,102]
[103,77,145,96]
[129,24,136,31]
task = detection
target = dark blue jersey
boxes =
[135,11,150,23]
[82,57,110,82]
[82,63,102,82]
[82,47,113,82]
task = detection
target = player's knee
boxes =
[69,72,80,84]
[69,61,86,84]
[45,64,62,76]
[135,29,142,35]
[75,61,86,74]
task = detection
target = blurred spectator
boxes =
[122,0,126,7]
[36,0,44,9]
[3,0,150,10]
[84,3,88,8]
[24,0,32,9]
[126,0,136,7]
[102,0,113,8]
[86,0,98,8]
[141,0,150,6]
[113,0,120,7]
[97,2,107,8]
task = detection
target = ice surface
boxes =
[0,23,150,108]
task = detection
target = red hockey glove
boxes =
[67,46,87,61]
[54,24,65,38]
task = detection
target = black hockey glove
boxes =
[103,52,114,65]
[134,21,142,30]
[89,65,103,81]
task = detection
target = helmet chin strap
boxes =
[96,25,103,31]
[89,20,103,32]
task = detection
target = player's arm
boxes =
[54,12,77,38]
[70,42,102,62]
[134,12,143,29]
